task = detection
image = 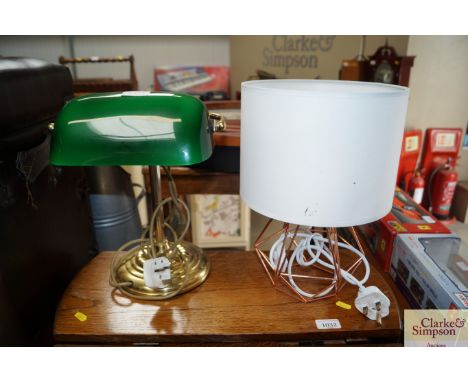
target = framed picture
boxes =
[189,194,250,249]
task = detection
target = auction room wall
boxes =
[229,35,409,98]
[405,35,468,181]
[0,35,230,90]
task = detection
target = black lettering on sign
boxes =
[262,35,335,75]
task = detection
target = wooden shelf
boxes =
[54,250,403,346]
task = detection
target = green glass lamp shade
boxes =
[50,91,213,166]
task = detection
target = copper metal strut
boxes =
[254,221,366,303]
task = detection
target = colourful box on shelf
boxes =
[154,66,230,97]
[359,187,451,272]
[389,233,467,309]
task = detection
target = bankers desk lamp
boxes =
[241,80,409,323]
[49,91,225,300]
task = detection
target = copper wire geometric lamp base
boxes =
[254,219,367,303]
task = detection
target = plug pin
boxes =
[363,306,368,316]
[375,301,382,326]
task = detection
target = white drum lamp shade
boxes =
[240,80,409,227]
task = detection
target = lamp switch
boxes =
[143,257,171,289]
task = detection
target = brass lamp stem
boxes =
[148,165,164,242]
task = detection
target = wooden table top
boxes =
[54,250,402,345]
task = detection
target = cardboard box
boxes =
[359,187,451,272]
[452,181,468,223]
[154,65,230,97]
[389,233,467,309]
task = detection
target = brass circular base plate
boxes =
[115,240,210,299]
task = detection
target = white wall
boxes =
[0,35,230,90]
[406,35,468,180]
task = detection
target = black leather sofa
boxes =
[0,57,97,345]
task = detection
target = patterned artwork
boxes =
[197,195,241,238]
[190,194,250,249]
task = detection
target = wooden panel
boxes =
[143,167,240,198]
[59,55,138,94]
[398,56,415,87]
[205,100,240,110]
[206,100,241,147]
[214,122,240,147]
[54,250,402,345]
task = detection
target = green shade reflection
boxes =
[50,91,213,166]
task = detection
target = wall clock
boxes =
[340,38,415,87]
[367,41,415,86]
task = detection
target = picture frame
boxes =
[189,194,250,249]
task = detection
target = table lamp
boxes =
[49,91,225,300]
[240,80,409,322]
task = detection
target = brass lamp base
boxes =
[113,240,210,300]
[110,165,213,300]
[255,220,366,303]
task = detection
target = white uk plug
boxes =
[354,285,390,324]
[143,257,171,289]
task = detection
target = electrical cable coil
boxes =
[109,167,208,300]
[269,231,370,298]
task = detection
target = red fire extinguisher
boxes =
[407,171,425,204]
[428,159,458,220]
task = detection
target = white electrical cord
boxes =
[269,231,370,298]
[269,230,391,322]
[109,167,192,300]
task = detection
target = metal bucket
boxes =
[86,166,144,251]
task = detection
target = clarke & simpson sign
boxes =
[262,35,336,74]
[404,310,467,347]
